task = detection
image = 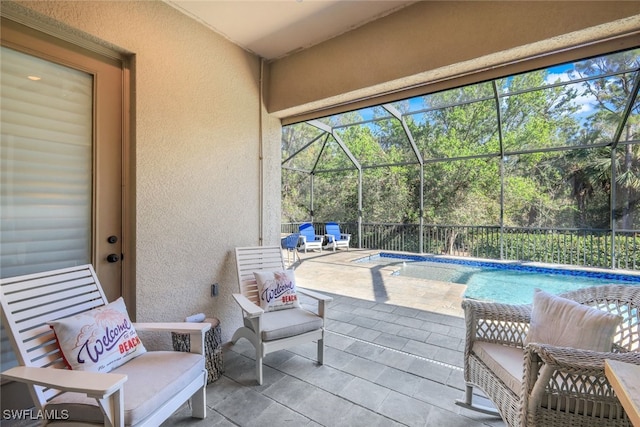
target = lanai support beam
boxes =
[609,71,640,268]
[383,104,425,253]
[492,81,506,260]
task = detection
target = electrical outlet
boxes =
[211,283,219,297]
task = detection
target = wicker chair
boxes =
[457,285,640,427]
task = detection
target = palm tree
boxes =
[569,50,640,229]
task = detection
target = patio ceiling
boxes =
[164,0,416,60]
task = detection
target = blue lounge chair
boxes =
[298,223,324,252]
[323,222,351,251]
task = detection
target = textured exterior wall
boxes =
[268,1,640,118]
[11,1,281,346]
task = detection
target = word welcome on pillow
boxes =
[253,270,301,312]
[49,297,146,373]
[525,289,622,352]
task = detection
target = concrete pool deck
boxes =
[291,248,467,318]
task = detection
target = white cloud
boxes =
[545,71,598,115]
[545,72,572,85]
[574,91,597,114]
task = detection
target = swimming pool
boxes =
[356,253,640,304]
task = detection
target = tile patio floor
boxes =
[164,249,506,427]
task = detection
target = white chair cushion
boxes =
[46,351,204,425]
[525,289,622,351]
[473,341,523,393]
[260,308,323,341]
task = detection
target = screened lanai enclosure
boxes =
[281,48,640,270]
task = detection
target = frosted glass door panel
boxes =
[1,46,93,278]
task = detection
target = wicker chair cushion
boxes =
[260,308,323,341]
[473,341,523,393]
[525,289,622,351]
[45,351,204,425]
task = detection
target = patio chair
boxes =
[231,245,332,384]
[280,232,300,265]
[457,285,640,427]
[323,221,351,251]
[298,222,324,253]
[0,264,209,427]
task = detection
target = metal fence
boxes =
[281,222,640,270]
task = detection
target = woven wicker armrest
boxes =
[462,299,532,346]
[526,343,640,374]
[522,343,640,409]
[462,299,532,323]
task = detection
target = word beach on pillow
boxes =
[49,297,146,373]
[253,270,301,312]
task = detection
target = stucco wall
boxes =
[10,0,281,346]
[268,1,640,119]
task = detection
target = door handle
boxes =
[106,253,120,263]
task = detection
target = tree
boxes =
[567,50,640,229]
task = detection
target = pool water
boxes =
[358,253,640,305]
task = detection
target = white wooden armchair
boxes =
[231,245,332,385]
[0,264,209,427]
[458,285,640,427]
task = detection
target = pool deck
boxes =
[161,248,505,427]
[291,248,467,318]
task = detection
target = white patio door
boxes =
[1,19,127,379]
